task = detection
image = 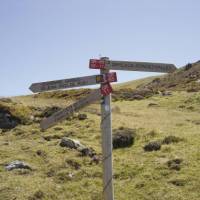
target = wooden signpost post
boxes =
[29,57,177,200]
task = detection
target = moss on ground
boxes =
[0,80,200,200]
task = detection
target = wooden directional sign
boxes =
[29,75,102,93]
[29,73,117,93]
[40,89,101,130]
[90,59,177,73]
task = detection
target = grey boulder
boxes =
[5,160,32,171]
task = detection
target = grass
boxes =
[0,78,200,200]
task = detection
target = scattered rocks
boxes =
[112,88,154,101]
[60,137,96,158]
[162,136,183,145]
[79,147,96,157]
[113,127,135,149]
[5,160,32,171]
[144,141,161,152]
[167,159,183,171]
[0,108,20,129]
[148,103,159,107]
[66,159,81,170]
[60,137,83,149]
[77,113,87,120]
[90,155,101,165]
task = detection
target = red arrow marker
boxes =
[103,72,117,83]
[101,83,113,96]
[89,59,106,69]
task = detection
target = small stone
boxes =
[144,141,161,152]
[66,159,81,170]
[162,136,183,145]
[60,137,96,158]
[167,159,183,171]
[68,173,74,179]
[79,147,96,157]
[169,179,186,186]
[5,160,32,171]
[148,103,159,107]
[162,91,172,96]
[77,114,87,120]
[60,137,84,149]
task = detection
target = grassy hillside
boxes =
[0,64,200,200]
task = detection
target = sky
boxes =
[0,0,200,96]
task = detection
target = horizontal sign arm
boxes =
[29,73,117,93]
[90,59,177,73]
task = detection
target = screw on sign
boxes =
[89,59,106,69]
[101,82,113,96]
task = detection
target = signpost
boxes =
[29,57,177,200]
[100,57,114,200]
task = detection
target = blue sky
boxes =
[0,0,200,96]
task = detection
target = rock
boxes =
[0,108,20,129]
[77,113,87,120]
[5,160,32,171]
[144,141,161,152]
[60,137,96,158]
[113,127,135,149]
[162,91,172,96]
[162,136,183,145]
[148,103,159,107]
[167,159,183,171]
[90,155,101,165]
[36,150,47,158]
[79,147,96,157]
[132,94,144,100]
[60,137,85,149]
[66,159,81,170]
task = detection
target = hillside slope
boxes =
[0,63,200,200]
